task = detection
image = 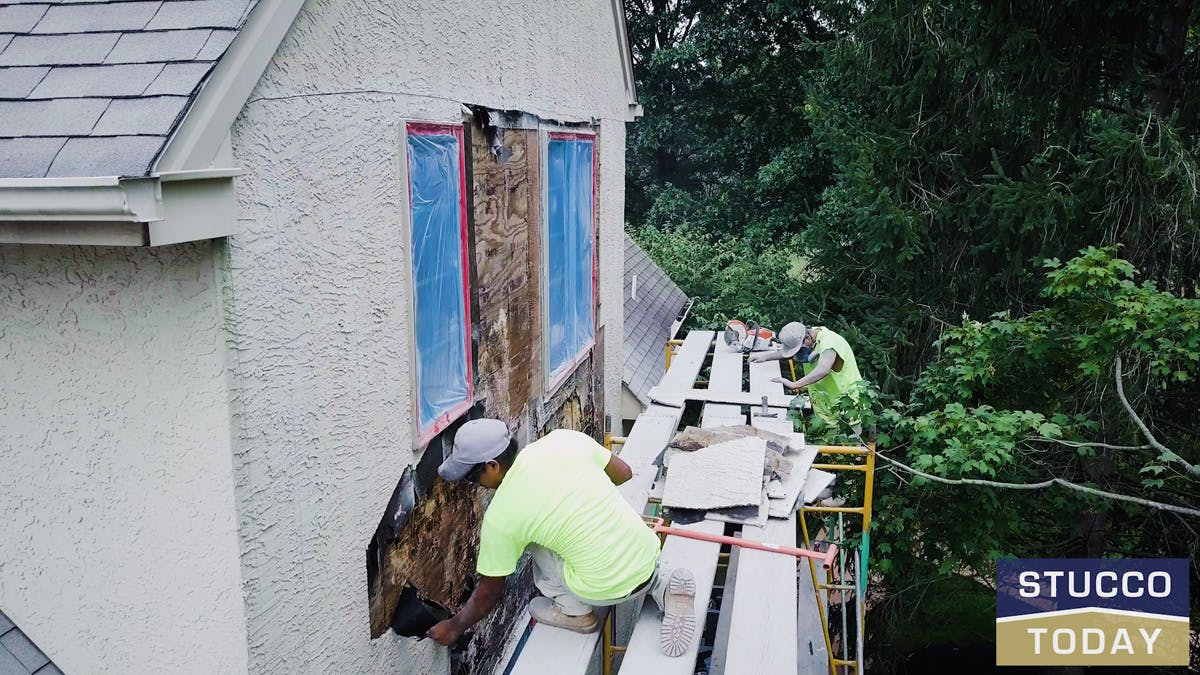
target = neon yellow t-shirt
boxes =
[475,429,661,601]
[803,327,863,424]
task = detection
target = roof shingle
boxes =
[0,66,48,98]
[623,233,690,406]
[104,29,211,63]
[0,137,67,177]
[0,610,64,675]
[47,134,163,176]
[142,61,212,95]
[0,33,121,67]
[0,0,259,177]
[32,1,160,34]
[27,63,163,98]
[0,98,109,136]
[145,0,253,30]
[92,95,188,134]
[0,5,50,33]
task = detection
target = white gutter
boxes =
[0,168,240,246]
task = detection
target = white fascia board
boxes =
[610,0,641,120]
[0,169,241,246]
[154,0,307,171]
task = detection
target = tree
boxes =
[803,0,1200,392]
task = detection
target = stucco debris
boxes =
[661,438,767,510]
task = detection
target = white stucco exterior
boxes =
[225,2,628,672]
[0,1,630,673]
[0,243,250,674]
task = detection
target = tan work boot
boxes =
[527,597,601,634]
[660,568,696,657]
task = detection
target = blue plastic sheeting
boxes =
[408,131,470,433]
[546,137,596,382]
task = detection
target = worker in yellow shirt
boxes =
[750,322,864,429]
[426,418,697,657]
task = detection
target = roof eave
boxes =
[610,0,642,121]
[0,169,241,246]
[154,0,307,172]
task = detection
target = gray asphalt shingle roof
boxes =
[624,233,689,405]
[0,0,259,178]
[0,609,61,675]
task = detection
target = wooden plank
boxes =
[708,349,744,394]
[723,516,799,673]
[507,625,598,675]
[749,360,785,397]
[660,331,714,391]
[708,531,741,675]
[750,417,793,436]
[702,402,744,429]
[620,520,724,673]
[797,559,830,675]
[471,126,541,419]
[648,387,794,409]
[490,609,532,675]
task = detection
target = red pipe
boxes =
[647,518,839,569]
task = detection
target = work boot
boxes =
[659,568,696,657]
[527,597,601,634]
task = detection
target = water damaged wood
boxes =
[469,113,541,421]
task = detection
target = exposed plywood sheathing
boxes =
[369,479,484,637]
[471,124,541,420]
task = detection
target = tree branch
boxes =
[1025,437,1152,451]
[1114,355,1200,477]
[876,450,1200,518]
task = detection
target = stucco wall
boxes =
[226,1,630,672]
[0,243,249,674]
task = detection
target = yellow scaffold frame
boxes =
[800,443,876,675]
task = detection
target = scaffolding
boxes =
[600,336,881,675]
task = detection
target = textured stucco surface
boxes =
[225,1,629,672]
[0,243,250,674]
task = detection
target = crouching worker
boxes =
[426,418,696,657]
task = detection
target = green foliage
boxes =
[826,253,1199,588]
[624,0,1200,662]
[625,0,834,245]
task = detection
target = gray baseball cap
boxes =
[779,322,808,358]
[438,418,512,481]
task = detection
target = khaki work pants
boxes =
[527,543,671,617]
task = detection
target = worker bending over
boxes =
[751,321,863,428]
[427,418,697,657]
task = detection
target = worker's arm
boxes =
[772,349,837,390]
[604,453,633,485]
[747,349,786,363]
[427,575,506,646]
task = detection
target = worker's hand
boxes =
[771,376,800,390]
[427,619,464,646]
[748,351,770,363]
